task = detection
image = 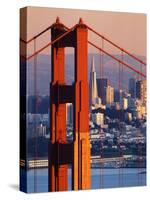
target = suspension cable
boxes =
[22,25,77,60]
[88,41,146,78]
[87,25,146,66]
[20,22,70,44]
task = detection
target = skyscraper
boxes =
[120,97,128,110]
[66,103,73,125]
[91,112,104,126]
[97,78,108,104]
[90,57,98,105]
[114,89,123,103]
[106,85,114,106]
[136,80,146,103]
[129,78,136,98]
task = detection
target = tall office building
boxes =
[97,78,108,104]
[120,97,128,110]
[106,85,114,106]
[129,78,136,98]
[66,103,73,125]
[136,80,146,103]
[90,57,98,105]
[114,89,123,102]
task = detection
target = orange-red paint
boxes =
[49,18,90,192]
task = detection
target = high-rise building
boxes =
[128,96,136,109]
[66,103,73,125]
[136,80,146,103]
[125,112,132,121]
[90,57,98,105]
[106,85,114,106]
[91,112,104,126]
[135,100,146,119]
[120,97,128,110]
[129,78,136,98]
[114,89,123,102]
[97,78,108,104]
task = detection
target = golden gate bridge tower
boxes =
[49,17,90,191]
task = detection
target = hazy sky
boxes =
[20,6,146,57]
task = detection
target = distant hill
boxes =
[26,53,146,95]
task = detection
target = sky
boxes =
[20,6,146,57]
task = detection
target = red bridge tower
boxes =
[49,18,90,191]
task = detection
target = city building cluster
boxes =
[26,56,146,167]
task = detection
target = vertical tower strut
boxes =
[49,18,90,192]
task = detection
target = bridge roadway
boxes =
[20,155,132,169]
